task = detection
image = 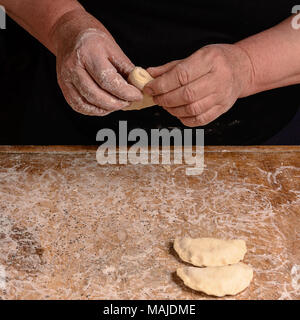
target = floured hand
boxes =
[53,14,143,116]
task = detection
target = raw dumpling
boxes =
[177,263,253,297]
[174,237,247,267]
[125,67,155,110]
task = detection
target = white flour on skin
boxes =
[61,28,129,115]
[74,29,132,97]
[98,69,126,97]
[110,55,134,75]
[74,28,109,51]
[64,82,108,116]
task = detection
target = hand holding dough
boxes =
[177,263,253,297]
[125,67,156,110]
[174,237,247,267]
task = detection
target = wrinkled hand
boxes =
[144,44,254,127]
[54,25,143,116]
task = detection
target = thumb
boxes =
[147,60,181,78]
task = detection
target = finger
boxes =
[179,104,224,127]
[72,67,130,111]
[154,73,216,108]
[163,94,217,117]
[84,56,143,102]
[60,81,110,116]
[107,43,135,76]
[146,60,181,78]
[144,50,213,96]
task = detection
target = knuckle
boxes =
[196,112,212,125]
[66,94,89,115]
[185,103,198,116]
[175,63,190,86]
[70,98,83,112]
[202,46,224,65]
[182,86,196,103]
[60,82,98,116]
[207,46,222,59]
[83,91,98,105]
[68,98,81,113]
[155,94,168,107]
[156,79,167,94]
[80,84,97,103]
[97,69,112,87]
[74,83,97,105]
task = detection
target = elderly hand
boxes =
[144,44,254,127]
[53,14,143,116]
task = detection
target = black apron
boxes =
[2,0,300,145]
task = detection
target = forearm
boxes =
[0,0,110,55]
[236,16,300,97]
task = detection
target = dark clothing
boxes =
[0,1,299,145]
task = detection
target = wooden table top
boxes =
[0,146,299,300]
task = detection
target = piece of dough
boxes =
[177,263,253,297]
[174,237,247,267]
[125,67,156,110]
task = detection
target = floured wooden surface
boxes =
[0,146,299,300]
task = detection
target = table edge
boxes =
[0,145,299,154]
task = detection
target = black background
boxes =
[0,0,300,145]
